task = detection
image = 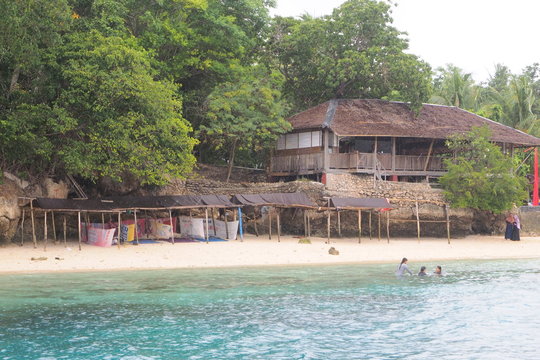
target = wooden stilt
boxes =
[84,212,90,246]
[77,211,82,251]
[268,208,272,240]
[205,208,209,243]
[327,207,331,244]
[378,211,381,241]
[101,213,105,229]
[20,209,25,246]
[337,210,342,237]
[368,212,372,241]
[224,210,229,240]
[386,211,390,244]
[43,211,48,251]
[307,211,311,237]
[303,210,307,237]
[276,208,281,242]
[31,206,37,248]
[51,211,57,244]
[134,210,139,245]
[117,212,121,249]
[445,204,451,244]
[415,201,421,242]
[63,216,67,247]
[211,208,217,236]
[169,209,174,244]
[358,210,362,244]
[253,209,259,237]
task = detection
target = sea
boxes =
[1,259,540,360]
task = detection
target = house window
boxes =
[285,133,299,149]
[277,135,286,150]
[277,131,323,150]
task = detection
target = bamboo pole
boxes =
[303,210,307,237]
[307,211,311,237]
[51,211,57,244]
[377,211,381,242]
[423,139,435,171]
[101,213,105,229]
[368,211,372,241]
[31,209,37,248]
[276,208,281,243]
[358,210,362,244]
[205,208,209,243]
[117,212,121,249]
[20,209,25,246]
[386,211,390,244]
[224,210,229,240]
[63,216,67,247]
[415,201,421,242]
[445,204,451,244]
[211,208,217,236]
[326,208,331,244]
[77,211,82,251]
[169,209,175,244]
[43,211,48,251]
[134,210,139,245]
[337,210,341,237]
[268,208,272,240]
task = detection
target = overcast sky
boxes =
[272,0,540,82]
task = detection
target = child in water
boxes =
[418,266,427,276]
[434,266,442,275]
[395,257,413,276]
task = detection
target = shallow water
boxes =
[1,259,540,359]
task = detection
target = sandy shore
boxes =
[1,234,540,274]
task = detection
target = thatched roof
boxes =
[287,99,540,146]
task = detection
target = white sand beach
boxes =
[1,234,540,274]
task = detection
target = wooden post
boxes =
[224,210,229,240]
[423,139,435,171]
[101,213,105,229]
[307,211,311,237]
[253,209,259,237]
[358,210,362,244]
[445,204,451,244]
[51,211,57,244]
[377,211,381,241]
[63,216,67,247]
[326,207,331,244]
[77,211,82,251]
[169,209,174,244]
[391,137,396,172]
[211,208,217,236]
[117,212,121,249]
[205,208,209,243]
[415,201,421,242]
[84,212,90,247]
[268,208,272,240]
[43,211,48,251]
[31,204,37,249]
[386,211,390,244]
[337,210,342,237]
[20,209,25,246]
[276,208,281,243]
[134,210,139,245]
[368,211,372,241]
[303,210,307,237]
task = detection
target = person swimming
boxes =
[434,266,442,275]
[418,266,427,276]
[395,257,413,276]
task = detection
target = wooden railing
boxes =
[271,152,445,174]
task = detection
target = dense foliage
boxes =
[439,127,528,213]
[1,0,539,190]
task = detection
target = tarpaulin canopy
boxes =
[231,192,316,208]
[32,195,236,212]
[330,197,394,210]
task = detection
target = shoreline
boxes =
[1,235,540,275]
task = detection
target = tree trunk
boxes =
[226,139,238,183]
[8,65,21,96]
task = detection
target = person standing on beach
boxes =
[395,257,413,276]
[511,214,521,241]
[504,213,514,240]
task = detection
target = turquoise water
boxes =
[1,260,540,360]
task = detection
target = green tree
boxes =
[267,0,432,112]
[198,67,290,181]
[439,126,527,213]
[431,64,479,109]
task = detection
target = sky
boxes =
[272,0,540,82]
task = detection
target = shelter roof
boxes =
[32,195,236,212]
[231,192,316,208]
[287,99,540,146]
[330,197,394,210]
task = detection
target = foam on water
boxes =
[1,259,540,359]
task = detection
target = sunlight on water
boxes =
[1,260,540,359]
